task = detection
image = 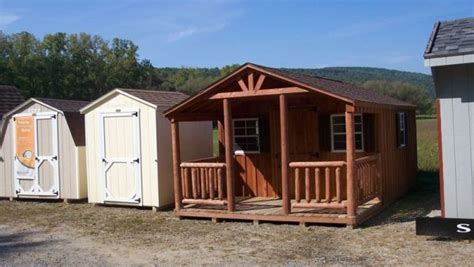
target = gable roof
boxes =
[80,88,189,114]
[424,17,474,59]
[0,98,89,147]
[165,63,414,116]
[0,85,24,120]
[252,64,413,107]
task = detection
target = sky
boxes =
[1,0,473,74]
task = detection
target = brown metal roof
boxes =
[251,63,414,107]
[0,85,24,120]
[118,88,189,111]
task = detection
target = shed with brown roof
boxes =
[164,63,417,226]
[0,97,89,200]
[80,88,212,208]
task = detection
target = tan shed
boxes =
[0,98,88,200]
[80,88,213,208]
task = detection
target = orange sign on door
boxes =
[15,116,35,169]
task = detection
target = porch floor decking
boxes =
[177,197,383,226]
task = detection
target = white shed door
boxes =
[99,109,142,205]
[14,112,59,198]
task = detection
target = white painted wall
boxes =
[156,113,213,206]
[433,63,474,219]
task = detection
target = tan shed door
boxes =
[14,112,60,198]
[99,109,142,205]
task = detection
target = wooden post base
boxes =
[253,220,260,226]
[8,197,13,201]
[63,199,69,204]
[299,221,307,227]
[152,206,158,212]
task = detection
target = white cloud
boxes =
[167,23,226,42]
[0,13,20,28]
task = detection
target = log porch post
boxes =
[345,104,357,217]
[223,98,235,211]
[279,94,290,214]
[171,119,183,211]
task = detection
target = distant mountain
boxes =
[284,67,434,96]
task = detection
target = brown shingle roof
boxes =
[118,88,189,111]
[251,63,414,107]
[35,98,89,112]
[0,85,24,119]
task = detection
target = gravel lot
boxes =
[1,179,473,266]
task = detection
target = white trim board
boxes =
[425,54,474,67]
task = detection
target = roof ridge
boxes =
[118,88,186,95]
[34,97,90,103]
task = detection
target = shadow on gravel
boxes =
[0,231,57,257]
[362,170,440,227]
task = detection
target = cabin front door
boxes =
[14,112,60,198]
[99,109,142,205]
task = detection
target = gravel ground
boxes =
[0,183,473,266]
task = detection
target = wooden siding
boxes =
[216,97,417,205]
[355,106,417,206]
[433,63,474,219]
[0,102,85,199]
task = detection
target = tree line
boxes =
[0,31,434,114]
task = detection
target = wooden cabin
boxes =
[424,18,474,219]
[164,63,417,226]
[0,98,88,200]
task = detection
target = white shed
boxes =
[80,88,213,209]
[424,18,474,219]
[0,98,88,200]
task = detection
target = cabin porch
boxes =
[175,154,382,225]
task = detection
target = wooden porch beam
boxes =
[171,119,183,211]
[255,74,266,91]
[237,79,248,91]
[345,104,357,217]
[248,73,254,91]
[280,94,291,215]
[223,98,235,211]
[209,87,308,100]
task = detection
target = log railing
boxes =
[289,161,347,209]
[355,155,381,205]
[180,157,226,206]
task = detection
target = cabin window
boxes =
[233,118,260,154]
[330,114,364,152]
[397,112,407,147]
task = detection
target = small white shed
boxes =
[80,88,213,208]
[0,98,88,200]
[424,18,474,219]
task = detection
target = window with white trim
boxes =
[233,118,260,154]
[397,112,407,147]
[330,114,364,152]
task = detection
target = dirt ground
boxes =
[1,179,473,266]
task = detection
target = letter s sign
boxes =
[457,223,471,233]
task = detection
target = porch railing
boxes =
[355,155,381,205]
[180,156,227,205]
[289,161,347,209]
